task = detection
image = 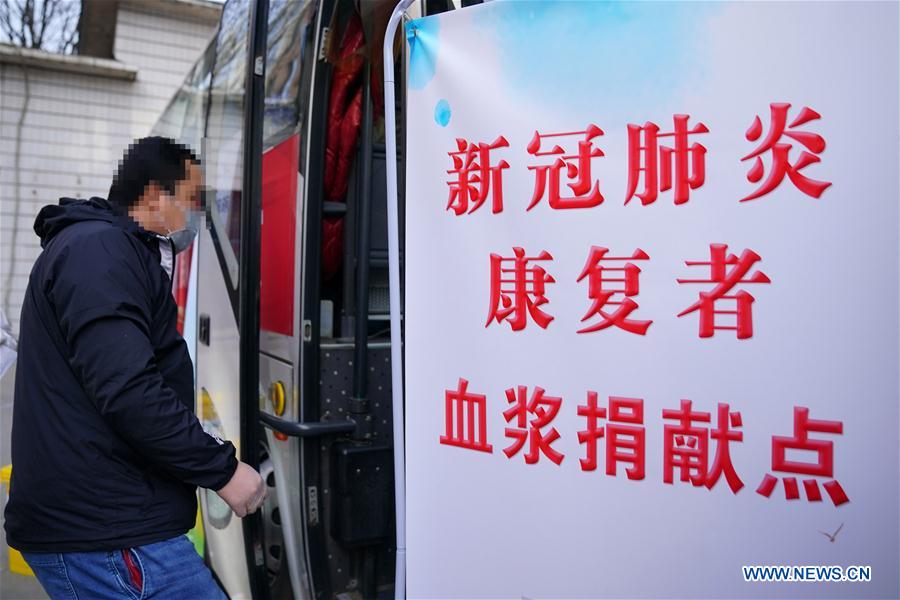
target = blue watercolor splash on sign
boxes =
[406,16,440,90]
[434,99,451,126]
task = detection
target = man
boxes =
[4,137,266,599]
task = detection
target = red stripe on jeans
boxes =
[121,549,143,592]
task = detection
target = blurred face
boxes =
[130,160,202,235]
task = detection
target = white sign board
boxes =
[404,2,899,597]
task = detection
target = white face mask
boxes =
[159,189,202,254]
[167,207,201,254]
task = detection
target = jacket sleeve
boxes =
[49,228,238,491]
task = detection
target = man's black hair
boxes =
[107,136,200,214]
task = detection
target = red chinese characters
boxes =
[486,247,555,331]
[742,103,831,202]
[663,400,744,492]
[440,378,493,453]
[526,124,605,210]
[757,407,848,506]
[626,115,709,205]
[663,399,711,486]
[503,385,564,465]
[576,246,652,335]
[577,393,645,478]
[677,244,771,339]
[446,136,510,215]
[435,103,847,510]
[436,382,850,507]
[706,403,745,493]
[443,102,829,213]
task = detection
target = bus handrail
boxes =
[259,411,355,438]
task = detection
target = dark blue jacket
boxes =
[4,197,238,552]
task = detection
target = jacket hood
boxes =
[33,197,140,248]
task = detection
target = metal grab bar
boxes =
[259,411,355,438]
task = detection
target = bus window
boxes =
[206,0,251,288]
[262,0,315,149]
[150,39,215,154]
[258,1,316,342]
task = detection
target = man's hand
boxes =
[215,461,267,518]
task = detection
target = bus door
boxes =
[258,2,475,598]
[257,1,406,597]
[254,0,320,598]
[198,0,323,598]
[194,0,260,597]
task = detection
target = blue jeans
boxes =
[20,533,228,600]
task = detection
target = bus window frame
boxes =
[205,0,254,292]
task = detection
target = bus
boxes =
[150,0,481,598]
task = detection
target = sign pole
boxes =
[384,1,415,597]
